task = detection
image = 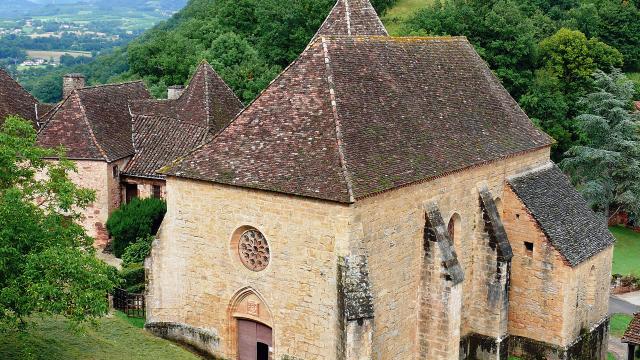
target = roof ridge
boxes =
[204,62,211,129]
[166,43,315,168]
[77,80,145,91]
[321,37,356,203]
[76,92,108,161]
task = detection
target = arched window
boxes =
[448,213,461,245]
[586,265,597,307]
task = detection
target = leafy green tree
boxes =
[539,28,623,98]
[519,69,571,159]
[0,116,118,331]
[595,0,640,71]
[201,32,281,103]
[562,71,640,220]
[106,197,166,258]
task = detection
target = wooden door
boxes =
[237,319,272,360]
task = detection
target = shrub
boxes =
[119,263,145,294]
[121,235,154,267]
[106,197,166,258]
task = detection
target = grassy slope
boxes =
[0,315,199,360]
[610,226,640,276]
[382,0,434,35]
[610,313,633,338]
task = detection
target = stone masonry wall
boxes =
[352,148,551,359]
[121,176,166,200]
[147,178,352,360]
[503,185,613,348]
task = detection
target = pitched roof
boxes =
[508,163,615,267]
[37,81,151,161]
[165,36,552,203]
[130,61,243,134]
[313,0,388,40]
[123,115,210,179]
[623,313,640,345]
[0,68,39,127]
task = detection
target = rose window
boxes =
[238,229,270,271]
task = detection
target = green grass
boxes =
[610,226,640,276]
[382,0,435,35]
[610,313,633,338]
[0,314,200,360]
[114,310,146,329]
[608,352,618,360]
[628,72,640,83]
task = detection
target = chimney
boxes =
[63,73,85,98]
[167,85,185,100]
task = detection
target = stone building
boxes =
[36,81,152,246]
[122,60,243,201]
[0,68,51,128]
[34,61,241,248]
[144,1,615,359]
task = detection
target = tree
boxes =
[0,116,118,331]
[519,69,571,160]
[561,71,640,221]
[539,28,623,99]
[201,32,281,103]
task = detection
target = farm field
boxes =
[26,50,92,62]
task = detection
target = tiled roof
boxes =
[166,36,552,203]
[123,115,210,179]
[313,0,388,41]
[130,61,243,134]
[37,81,151,161]
[623,313,640,345]
[0,68,39,127]
[508,163,615,267]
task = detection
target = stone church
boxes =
[143,0,615,359]
[0,0,616,358]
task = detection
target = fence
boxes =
[113,288,146,318]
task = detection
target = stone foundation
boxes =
[145,322,220,357]
[459,333,509,360]
[508,317,609,360]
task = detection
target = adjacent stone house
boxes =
[34,61,241,248]
[122,61,243,201]
[0,68,51,128]
[36,81,152,246]
[145,1,615,359]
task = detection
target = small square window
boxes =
[525,242,534,252]
[112,165,119,178]
[152,185,161,199]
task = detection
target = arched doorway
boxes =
[228,287,274,359]
[238,319,272,360]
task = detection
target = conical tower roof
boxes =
[313,0,388,41]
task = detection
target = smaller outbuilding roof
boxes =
[123,115,210,179]
[508,164,615,267]
[0,68,40,127]
[37,81,151,161]
[129,61,243,134]
[623,313,640,345]
[634,101,640,112]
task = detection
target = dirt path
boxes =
[609,336,628,360]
